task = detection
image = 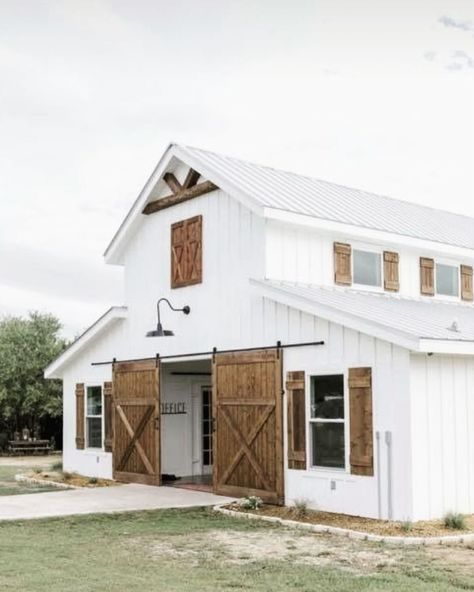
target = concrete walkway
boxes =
[0,484,234,522]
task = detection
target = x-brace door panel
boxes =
[113,360,160,486]
[213,349,284,504]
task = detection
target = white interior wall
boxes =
[160,361,212,478]
[410,353,474,520]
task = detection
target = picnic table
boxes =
[8,440,52,455]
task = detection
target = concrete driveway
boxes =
[0,484,234,522]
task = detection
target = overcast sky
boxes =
[1,0,473,338]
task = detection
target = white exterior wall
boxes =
[410,353,474,520]
[62,321,129,479]
[265,219,474,302]
[278,309,412,521]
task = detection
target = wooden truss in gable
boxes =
[143,167,218,215]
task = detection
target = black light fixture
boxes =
[146,298,190,337]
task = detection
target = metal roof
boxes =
[255,279,474,343]
[176,144,474,250]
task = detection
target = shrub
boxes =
[400,520,413,533]
[88,477,98,485]
[52,460,63,472]
[240,496,263,510]
[294,498,310,517]
[444,512,466,530]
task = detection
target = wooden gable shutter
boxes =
[349,368,373,476]
[420,257,435,296]
[334,242,352,285]
[171,220,186,288]
[461,265,473,302]
[171,215,202,288]
[286,371,306,470]
[383,251,399,292]
[103,381,113,452]
[75,383,85,450]
[185,215,202,285]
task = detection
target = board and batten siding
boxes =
[410,354,474,520]
[264,219,474,300]
[278,309,412,521]
[123,186,265,359]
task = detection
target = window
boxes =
[436,263,459,297]
[86,386,102,449]
[310,375,345,469]
[353,249,382,288]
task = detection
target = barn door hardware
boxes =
[93,340,325,367]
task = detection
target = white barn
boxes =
[45,143,474,522]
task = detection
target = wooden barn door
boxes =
[113,359,161,485]
[213,349,284,504]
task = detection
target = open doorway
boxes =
[160,359,213,492]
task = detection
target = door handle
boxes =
[154,417,160,431]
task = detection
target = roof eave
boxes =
[250,279,420,351]
[263,207,474,260]
[44,306,128,379]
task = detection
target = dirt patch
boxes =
[227,504,474,538]
[139,528,404,573]
[26,470,118,488]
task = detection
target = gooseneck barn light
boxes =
[146,298,191,337]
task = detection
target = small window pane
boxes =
[87,386,102,416]
[311,423,345,468]
[436,264,459,297]
[311,375,344,419]
[353,250,381,287]
[87,417,102,448]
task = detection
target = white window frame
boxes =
[434,258,460,301]
[85,384,104,451]
[351,243,384,292]
[308,371,348,472]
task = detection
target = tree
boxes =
[0,312,67,439]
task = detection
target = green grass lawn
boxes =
[0,465,58,496]
[0,507,473,592]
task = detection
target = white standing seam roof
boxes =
[253,279,474,349]
[174,145,474,251]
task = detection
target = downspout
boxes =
[376,431,382,519]
[385,431,393,520]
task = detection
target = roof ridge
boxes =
[178,143,474,224]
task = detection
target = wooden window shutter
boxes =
[286,371,306,470]
[383,251,399,292]
[171,215,202,288]
[186,216,202,284]
[103,381,113,452]
[75,383,85,450]
[334,242,352,285]
[348,368,373,476]
[420,257,434,296]
[461,265,473,302]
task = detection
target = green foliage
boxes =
[0,312,67,437]
[239,495,263,510]
[444,512,466,530]
[51,460,63,472]
[400,520,413,532]
[88,477,98,485]
[293,498,309,517]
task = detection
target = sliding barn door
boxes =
[213,349,284,504]
[113,359,161,485]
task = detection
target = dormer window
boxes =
[436,263,459,297]
[353,249,382,288]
